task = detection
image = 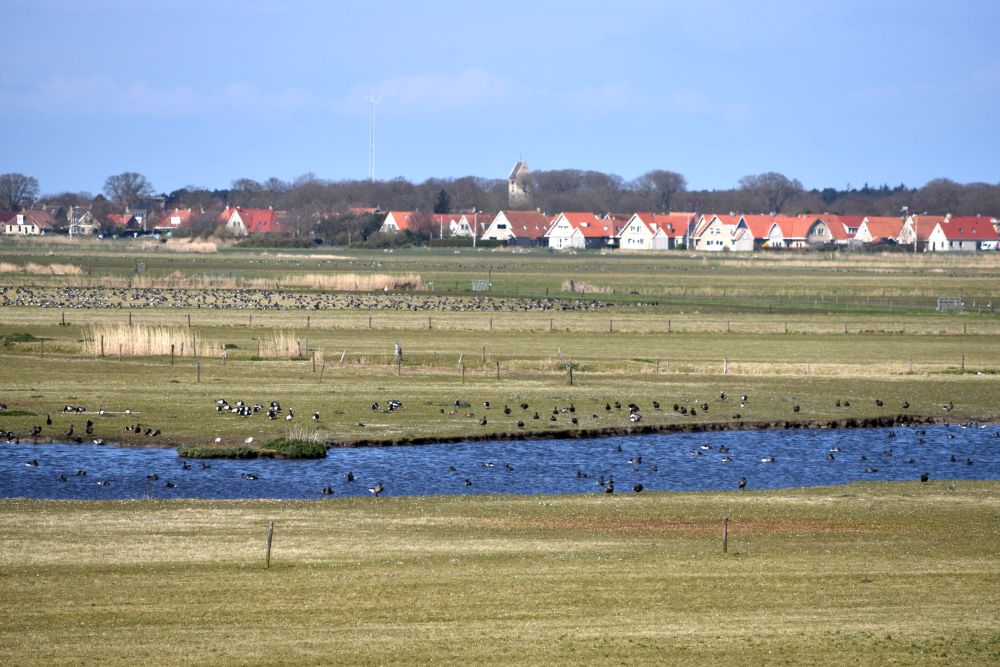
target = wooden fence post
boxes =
[40,339,44,358]
[319,361,326,383]
[171,344,175,366]
[196,362,201,383]
[312,350,316,372]
[264,521,274,569]
[723,358,728,375]
[100,335,104,357]
[496,361,500,380]
[722,516,729,554]
[187,313,191,327]
[307,315,310,329]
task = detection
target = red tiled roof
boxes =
[496,210,553,239]
[634,212,695,237]
[905,215,945,241]
[861,216,904,241]
[771,215,813,239]
[384,211,415,231]
[815,215,857,241]
[740,214,774,239]
[558,212,615,238]
[154,207,193,230]
[243,208,284,234]
[937,216,999,240]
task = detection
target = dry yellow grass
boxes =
[86,323,204,357]
[0,261,84,275]
[279,272,424,291]
[161,238,219,252]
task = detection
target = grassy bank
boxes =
[1,482,998,665]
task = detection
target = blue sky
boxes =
[2,0,998,195]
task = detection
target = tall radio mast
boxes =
[368,95,381,182]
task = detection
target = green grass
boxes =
[0,482,997,665]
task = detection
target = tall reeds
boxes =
[278,272,423,291]
[87,323,200,357]
[0,261,84,275]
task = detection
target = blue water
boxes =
[1,425,997,500]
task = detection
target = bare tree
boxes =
[738,172,803,213]
[913,178,962,214]
[629,170,687,211]
[103,172,154,212]
[0,172,40,210]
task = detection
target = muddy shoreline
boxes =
[12,413,990,458]
[183,413,961,457]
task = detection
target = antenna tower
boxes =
[368,95,381,182]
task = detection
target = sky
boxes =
[2,0,999,196]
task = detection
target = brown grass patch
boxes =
[279,272,423,291]
[86,323,205,357]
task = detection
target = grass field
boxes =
[1,246,999,449]
[1,482,998,665]
[2,244,999,665]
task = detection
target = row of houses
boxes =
[5,202,998,253]
[380,210,1000,252]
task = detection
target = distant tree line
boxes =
[5,169,999,243]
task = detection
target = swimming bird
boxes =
[58,474,67,482]
[920,472,929,483]
[345,471,355,482]
[147,474,159,481]
[96,479,110,486]
[738,477,747,490]
[761,456,775,463]
[74,470,86,477]
[321,485,334,495]
[865,467,878,473]
[369,480,384,496]
[26,459,38,467]
[164,481,176,488]
[464,478,472,486]
[241,473,258,480]
[633,484,643,493]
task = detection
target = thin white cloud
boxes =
[0,75,312,118]
[331,68,518,117]
[667,87,754,124]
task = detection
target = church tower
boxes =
[508,161,532,209]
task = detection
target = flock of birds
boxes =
[0,286,608,313]
[6,389,995,497]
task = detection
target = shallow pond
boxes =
[1,425,998,500]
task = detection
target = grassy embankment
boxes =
[1,482,998,665]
